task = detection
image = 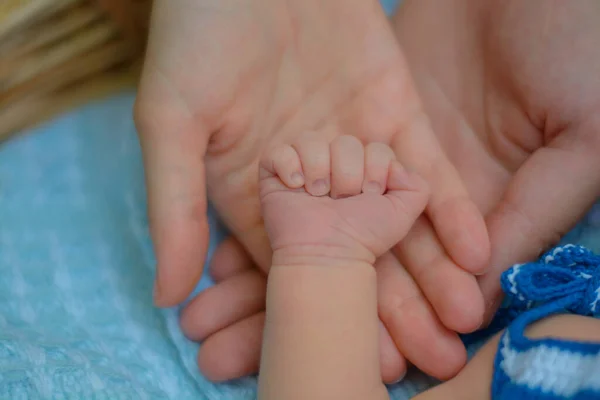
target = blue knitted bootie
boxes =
[492,245,600,399]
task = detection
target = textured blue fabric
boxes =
[492,245,600,399]
[0,95,255,399]
[3,93,600,400]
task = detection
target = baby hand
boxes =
[259,135,429,267]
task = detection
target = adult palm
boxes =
[180,0,600,384]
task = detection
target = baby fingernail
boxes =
[334,193,352,199]
[311,179,330,195]
[363,181,382,193]
[290,172,304,186]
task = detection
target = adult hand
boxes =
[180,0,600,384]
[137,0,489,383]
[394,0,600,320]
[135,0,486,304]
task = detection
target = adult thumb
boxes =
[479,128,600,321]
[135,74,211,308]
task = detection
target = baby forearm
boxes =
[258,263,389,400]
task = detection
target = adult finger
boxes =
[135,71,211,307]
[390,114,490,274]
[180,269,266,341]
[210,237,257,282]
[339,58,489,273]
[395,217,485,334]
[198,313,265,382]
[480,131,600,321]
[379,320,408,384]
[376,252,467,380]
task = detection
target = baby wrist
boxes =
[271,246,375,270]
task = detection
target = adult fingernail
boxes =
[389,370,407,385]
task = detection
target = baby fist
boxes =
[259,135,429,267]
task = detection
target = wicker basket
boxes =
[0,0,151,141]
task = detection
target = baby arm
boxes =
[415,314,600,400]
[259,262,386,400]
[256,136,429,400]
